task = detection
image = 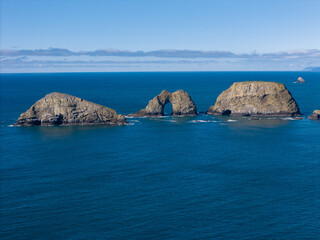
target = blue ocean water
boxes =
[0,72,319,240]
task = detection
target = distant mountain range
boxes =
[303,67,320,71]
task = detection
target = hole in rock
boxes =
[222,110,232,116]
[163,102,173,116]
[55,114,64,125]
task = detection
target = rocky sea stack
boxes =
[207,81,301,116]
[130,90,197,117]
[14,92,126,126]
[308,110,320,120]
[295,77,305,83]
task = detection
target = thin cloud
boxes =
[1,48,320,72]
[1,48,319,59]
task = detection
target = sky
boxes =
[1,0,320,72]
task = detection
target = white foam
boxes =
[125,116,147,118]
[190,120,219,123]
[172,115,188,118]
[281,117,295,121]
[227,119,238,122]
[152,116,170,118]
[155,119,176,122]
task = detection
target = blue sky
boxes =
[1,0,320,72]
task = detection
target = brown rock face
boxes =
[14,92,126,126]
[207,81,301,116]
[130,90,197,117]
[308,110,320,120]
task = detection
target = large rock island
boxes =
[14,92,126,126]
[130,90,197,117]
[207,81,301,116]
[308,110,320,120]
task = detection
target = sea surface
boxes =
[0,72,319,240]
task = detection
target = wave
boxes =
[125,116,148,119]
[190,120,220,123]
[151,116,170,118]
[125,116,149,119]
[281,117,301,121]
[129,120,140,123]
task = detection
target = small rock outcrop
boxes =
[14,92,126,126]
[130,90,197,117]
[207,81,301,116]
[308,110,320,120]
[295,77,305,83]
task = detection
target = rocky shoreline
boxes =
[14,81,319,126]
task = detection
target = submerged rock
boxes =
[207,81,301,116]
[14,92,126,126]
[308,110,320,120]
[294,117,303,120]
[295,77,305,83]
[130,90,197,117]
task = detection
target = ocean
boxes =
[0,72,319,239]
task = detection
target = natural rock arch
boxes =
[130,90,197,117]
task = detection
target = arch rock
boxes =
[130,90,197,117]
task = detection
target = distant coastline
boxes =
[1,48,320,73]
[303,66,320,72]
